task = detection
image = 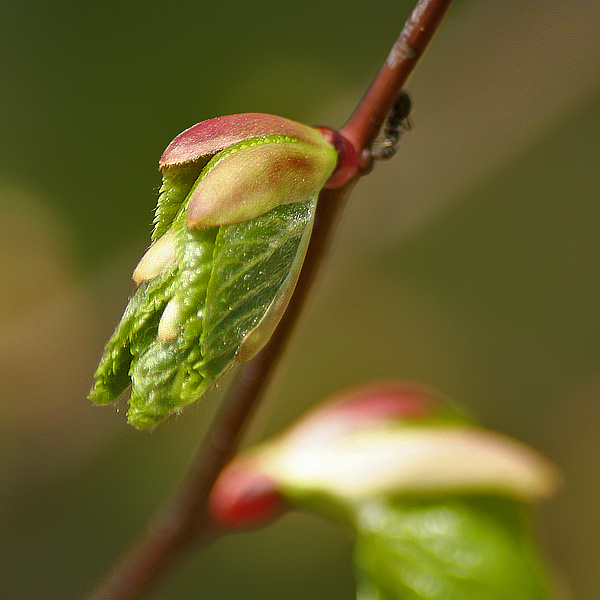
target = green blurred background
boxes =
[1,0,599,597]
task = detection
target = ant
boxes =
[371,91,412,160]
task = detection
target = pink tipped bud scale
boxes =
[160,113,335,168]
[186,140,337,227]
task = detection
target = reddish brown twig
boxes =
[86,1,454,598]
[342,0,453,157]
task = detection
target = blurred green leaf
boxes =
[354,496,553,600]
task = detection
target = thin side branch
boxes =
[86,1,454,598]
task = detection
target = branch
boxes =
[342,0,454,156]
[86,1,454,598]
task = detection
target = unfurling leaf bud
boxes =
[209,381,560,526]
[210,381,560,599]
[89,113,340,429]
